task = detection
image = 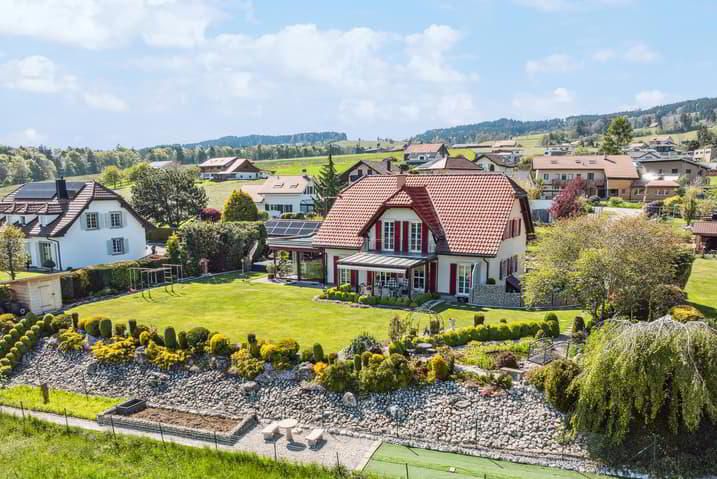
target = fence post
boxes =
[405,462,409,479]
[19,401,25,420]
[110,416,117,441]
[213,431,218,450]
[159,422,165,444]
[64,408,69,433]
[273,441,277,461]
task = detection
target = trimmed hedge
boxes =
[419,319,559,348]
[321,284,440,308]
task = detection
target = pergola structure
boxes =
[266,236,324,282]
[336,252,437,298]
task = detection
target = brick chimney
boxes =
[396,175,406,189]
[382,158,393,172]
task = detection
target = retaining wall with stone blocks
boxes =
[97,407,257,446]
[471,285,522,308]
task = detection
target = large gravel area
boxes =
[6,339,593,470]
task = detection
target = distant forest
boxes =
[413,97,717,144]
[183,131,347,148]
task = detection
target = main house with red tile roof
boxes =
[0,179,151,270]
[312,174,534,301]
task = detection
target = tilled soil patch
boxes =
[130,407,240,432]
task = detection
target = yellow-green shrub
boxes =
[146,341,188,369]
[91,337,136,363]
[670,305,705,323]
[230,349,265,379]
[58,329,85,352]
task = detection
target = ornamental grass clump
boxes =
[573,318,717,445]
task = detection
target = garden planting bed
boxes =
[97,400,255,445]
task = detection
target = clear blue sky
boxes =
[0,0,715,149]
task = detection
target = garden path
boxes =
[0,405,381,471]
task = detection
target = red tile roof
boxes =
[532,155,639,179]
[313,174,530,256]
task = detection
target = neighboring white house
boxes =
[198,157,268,181]
[312,174,534,303]
[0,179,151,270]
[240,175,316,218]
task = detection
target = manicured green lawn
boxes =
[0,414,364,479]
[0,385,122,420]
[685,257,717,318]
[365,443,609,479]
[69,274,577,352]
[255,151,403,176]
[0,270,45,282]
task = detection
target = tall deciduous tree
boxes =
[130,169,207,227]
[601,116,633,154]
[314,154,341,216]
[223,190,258,221]
[100,165,123,189]
[0,225,28,280]
[523,215,687,320]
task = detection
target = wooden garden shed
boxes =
[3,272,70,314]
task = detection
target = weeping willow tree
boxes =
[573,318,717,444]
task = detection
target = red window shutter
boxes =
[402,221,409,252]
[429,262,437,292]
[375,221,382,250]
[350,270,357,288]
[517,219,521,236]
[367,270,374,286]
[449,264,457,295]
[469,264,474,288]
[333,256,339,285]
[421,223,428,254]
[394,221,400,252]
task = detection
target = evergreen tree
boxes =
[174,145,186,164]
[223,190,258,221]
[314,154,341,216]
[601,116,633,154]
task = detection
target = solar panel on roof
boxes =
[13,181,85,200]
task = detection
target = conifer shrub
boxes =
[164,327,178,349]
[99,319,113,339]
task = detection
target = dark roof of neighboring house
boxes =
[404,143,446,154]
[475,153,516,168]
[692,221,717,237]
[339,159,399,181]
[313,174,533,256]
[0,181,152,237]
[532,155,640,179]
[417,156,481,171]
[635,157,711,169]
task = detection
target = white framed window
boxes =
[304,185,315,195]
[383,221,395,250]
[39,242,53,266]
[409,222,422,253]
[109,211,123,228]
[457,264,471,296]
[111,238,125,255]
[339,268,350,285]
[413,269,425,290]
[85,212,99,230]
[265,204,293,213]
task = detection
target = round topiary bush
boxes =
[495,351,519,369]
[209,333,231,356]
[139,331,151,346]
[99,319,113,339]
[312,343,324,362]
[572,316,586,333]
[186,327,210,352]
[177,331,188,350]
[84,317,103,337]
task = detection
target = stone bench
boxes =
[262,422,280,441]
[306,428,324,448]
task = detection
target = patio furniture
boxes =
[416,343,433,354]
[306,428,325,448]
[278,418,299,443]
[262,422,280,441]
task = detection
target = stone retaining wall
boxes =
[97,407,257,446]
[470,284,522,308]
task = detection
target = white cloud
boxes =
[624,42,660,63]
[1,127,47,146]
[404,25,468,83]
[83,92,129,112]
[525,53,578,75]
[592,48,616,62]
[0,56,76,93]
[634,89,666,108]
[512,87,576,118]
[0,0,222,49]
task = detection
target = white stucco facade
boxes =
[23,199,148,270]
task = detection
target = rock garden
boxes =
[0,309,598,472]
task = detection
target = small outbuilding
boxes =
[692,221,717,253]
[2,272,69,314]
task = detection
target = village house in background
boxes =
[532,155,640,200]
[339,158,399,185]
[0,179,151,270]
[148,160,179,170]
[629,178,680,202]
[691,221,717,253]
[634,156,710,183]
[240,175,316,218]
[414,155,483,175]
[312,174,534,305]
[404,143,449,165]
[198,157,268,181]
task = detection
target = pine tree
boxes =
[314,154,341,216]
[223,190,258,221]
[601,116,633,154]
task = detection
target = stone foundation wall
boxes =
[470,284,522,308]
